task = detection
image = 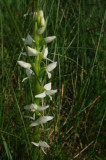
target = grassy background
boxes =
[0,0,106,159]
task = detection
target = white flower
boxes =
[46,71,51,79]
[43,48,54,62]
[35,92,46,98]
[46,62,57,72]
[26,68,33,77]
[35,90,57,100]
[21,47,40,56]
[22,68,34,82]
[35,89,57,101]
[24,103,49,112]
[46,62,57,79]
[44,36,56,43]
[43,47,48,59]
[21,47,40,57]
[32,141,50,154]
[44,82,51,90]
[46,89,57,96]
[35,83,57,100]
[22,34,35,45]
[27,46,40,56]
[17,61,31,69]
[30,116,53,127]
[46,89,57,100]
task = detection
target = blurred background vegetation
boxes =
[0,0,106,159]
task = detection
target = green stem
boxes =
[32,61,41,160]
[33,124,39,160]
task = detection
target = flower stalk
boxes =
[18,9,57,159]
[3,1,57,159]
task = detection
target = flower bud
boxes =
[39,10,45,26]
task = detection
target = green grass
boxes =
[0,0,106,159]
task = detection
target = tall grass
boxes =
[0,0,105,159]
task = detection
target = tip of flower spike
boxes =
[38,18,47,35]
[39,10,45,26]
[39,10,43,18]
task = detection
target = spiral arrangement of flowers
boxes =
[17,10,57,156]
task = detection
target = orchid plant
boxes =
[17,10,57,158]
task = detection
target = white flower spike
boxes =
[17,61,31,69]
[39,10,45,26]
[32,141,50,154]
[19,10,57,157]
[44,36,56,43]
